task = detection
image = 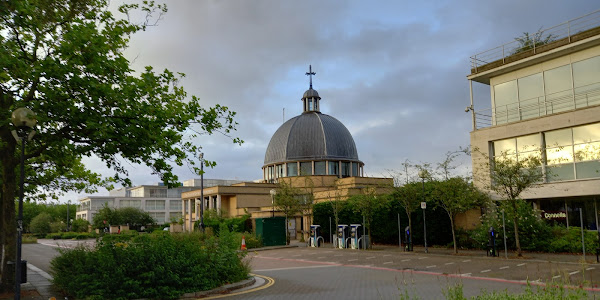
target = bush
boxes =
[51,228,250,299]
[30,212,53,237]
[547,226,598,253]
[71,219,90,232]
[469,200,553,251]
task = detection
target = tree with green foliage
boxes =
[475,149,544,257]
[29,212,53,236]
[511,29,557,55]
[273,180,304,245]
[1,0,240,290]
[390,182,421,246]
[70,218,90,233]
[431,177,489,254]
[92,205,154,229]
[347,187,388,248]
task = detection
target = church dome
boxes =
[262,65,363,181]
[263,112,359,166]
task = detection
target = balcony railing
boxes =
[474,87,600,129]
[470,10,600,74]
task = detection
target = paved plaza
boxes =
[12,240,600,299]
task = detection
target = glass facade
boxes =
[169,200,181,211]
[328,161,339,175]
[492,122,600,182]
[493,55,600,125]
[145,200,165,211]
[120,200,141,208]
[264,159,363,180]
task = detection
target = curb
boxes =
[180,277,256,299]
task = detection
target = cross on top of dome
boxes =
[302,65,321,113]
[306,65,316,89]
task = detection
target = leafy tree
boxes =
[347,187,388,248]
[475,149,544,257]
[70,218,90,233]
[431,177,489,254]
[29,212,53,236]
[511,29,557,55]
[273,180,304,245]
[390,182,421,246]
[92,205,154,229]
[0,0,240,290]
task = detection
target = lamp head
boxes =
[418,170,428,179]
[270,189,276,196]
[199,152,204,160]
[11,107,37,129]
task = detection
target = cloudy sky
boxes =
[62,0,598,202]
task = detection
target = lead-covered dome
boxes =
[264,112,359,165]
[262,65,363,182]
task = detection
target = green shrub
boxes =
[469,201,553,251]
[30,212,53,237]
[547,226,598,253]
[22,234,37,244]
[51,229,249,299]
[61,232,78,239]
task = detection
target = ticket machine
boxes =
[337,224,349,249]
[310,224,323,247]
[350,224,362,249]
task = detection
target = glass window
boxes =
[148,189,167,198]
[276,164,284,177]
[314,161,326,175]
[544,65,572,96]
[169,212,181,222]
[544,65,573,113]
[547,164,575,182]
[341,162,351,177]
[493,139,516,158]
[352,162,358,176]
[573,56,600,89]
[576,161,600,179]
[287,162,298,177]
[574,142,600,162]
[300,162,312,176]
[120,200,141,208]
[146,200,165,211]
[518,73,545,120]
[328,161,339,175]
[545,128,572,147]
[149,212,165,223]
[573,123,600,144]
[169,200,181,211]
[494,80,518,108]
[518,73,544,101]
[516,134,540,152]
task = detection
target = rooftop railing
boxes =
[470,10,600,74]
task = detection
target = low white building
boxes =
[76,179,242,224]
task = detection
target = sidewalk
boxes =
[0,264,60,300]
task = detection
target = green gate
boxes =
[255,217,286,246]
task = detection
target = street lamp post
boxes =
[67,200,70,232]
[418,170,428,254]
[11,107,37,300]
[199,153,205,233]
[270,189,276,218]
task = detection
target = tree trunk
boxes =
[0,141,18,293]
[511,201,522,257]
[450,215,457,254]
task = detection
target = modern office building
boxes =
[468,11,600,228]
[75,179,241,224]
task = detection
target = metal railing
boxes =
[470,10,600,73]
[474,87,600,129]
